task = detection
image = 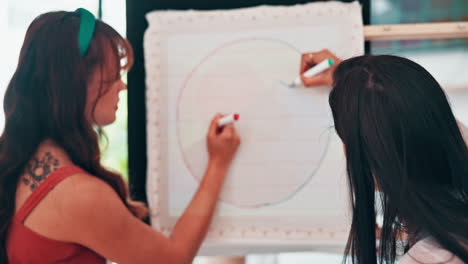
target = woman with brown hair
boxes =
[1,9,240,264]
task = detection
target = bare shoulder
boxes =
[17,140,131,243]
[16,140,79,211]
[58,170,122,210]
[54,170,138,245]
[20,140,75,192]
[58,169,113,192]
[23,168,132,244]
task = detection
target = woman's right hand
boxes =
[55,114,240,264]
[300,49,342,87]
[206,114,241,168]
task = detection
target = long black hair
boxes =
[329,55,468,263]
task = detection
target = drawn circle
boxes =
[177,38,332,208]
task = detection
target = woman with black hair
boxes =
[300,50,468,263]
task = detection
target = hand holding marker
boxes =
[290,58,335,87]
[217,113,240,128]
[216,59,332,126]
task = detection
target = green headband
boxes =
[76,8,96,57]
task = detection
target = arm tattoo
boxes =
[22,152,60,191]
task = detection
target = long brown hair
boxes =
[0,11,147,262]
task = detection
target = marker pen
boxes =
[217,113,240,127]
[290,58,334,87]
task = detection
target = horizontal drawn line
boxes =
[219,160,322,164]
[177,117,332,121]
[181,139,327,142]
[164,140,329,144]
[175,93,326,97]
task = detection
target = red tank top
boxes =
[7,166,106,264]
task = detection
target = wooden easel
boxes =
[364,22,468,40]
[197,21,468,264]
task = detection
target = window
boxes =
[2,0,129,179]
[371,0,468,127]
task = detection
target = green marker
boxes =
[290,58,334,87]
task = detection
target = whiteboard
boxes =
[144,1,364,255]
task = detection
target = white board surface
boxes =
[144,1,364,255]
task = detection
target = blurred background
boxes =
[0,0,129,179]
